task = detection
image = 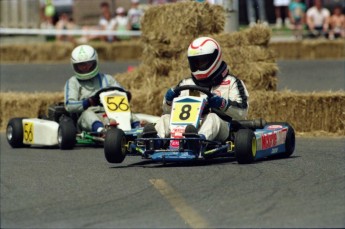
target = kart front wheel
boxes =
[58,117,76,150]
[235,129,257,164]
[6,118,26,148]
[104,128,127,163]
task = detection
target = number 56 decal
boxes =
[23,122,34,144]
[104,96,130,113]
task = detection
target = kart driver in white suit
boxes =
[144,36,249,143]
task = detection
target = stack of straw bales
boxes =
[116,1,277,116]
[269,39,345,59]
[0,93,64,130]
[0,40,143,63]
[114,1,344,135]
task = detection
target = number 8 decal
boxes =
[179,105,191,120]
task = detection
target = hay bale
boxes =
[1,91,344,135]
[248,90,345,135]
[269,40,345,60]
[114,2,278,116]
[141,1,225,62]
[0,40,143,63]
[0,43,75,63]
[0,92,64,130]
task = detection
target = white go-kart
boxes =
[6,86,159,161]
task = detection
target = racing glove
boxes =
[89,95,100,106]
[208,94,228,110]
[165,88,180,105]
[82,95,100,110]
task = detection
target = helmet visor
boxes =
[73,60,97,74]
[188,49,219,72]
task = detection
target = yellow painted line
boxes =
[150,179,209,229]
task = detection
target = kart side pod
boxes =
[7,118,59,147]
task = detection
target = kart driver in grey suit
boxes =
[145,36,249,143]
[64,44,138,133]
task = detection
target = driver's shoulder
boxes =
[99,73,112,79]
[68,75,82,85]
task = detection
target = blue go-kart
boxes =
[105,85,295,164]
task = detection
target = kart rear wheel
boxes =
[6,118,26,148]
[58,117,76,150]
[104,128,127,163]
[267,122,295,158]
[235,129,256,164]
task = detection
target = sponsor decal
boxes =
[261,132,277,150]
[277,128,288,145]
[261,129,288,150]
[221,80,230,85]
[271,148,279,154]
[267,125,283,130]
[170,126,186,148]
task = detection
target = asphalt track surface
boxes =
[1,61,345,228]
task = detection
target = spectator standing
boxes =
[78,2,116,43]
[274,0,291,29]
[55,13,77,43]
[289,0,306,40]
[306,0,331,38]
[128,0,144,31]
[40,0,56,29]
[113,7,130,41]
[246,0,268,27]
[98,2,116,42]
[328,5,345,39]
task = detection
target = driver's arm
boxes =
[223,77,249,120]
[64,78,87,113]
[162,80,184,114]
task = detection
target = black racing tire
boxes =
[266,122,295,158]
[104,128,127,163]
[58,117,76,150]
[235,129,257,164]
[6,118,26,148]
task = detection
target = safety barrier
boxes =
[0,27,142,36]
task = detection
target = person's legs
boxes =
[198,113,229,142]
[257,0,268,24]
[295,23,303,40]
[275,6,283,28]
[154,114,171,138]
[283,6,290,28]
[78,109,104,132]
[246,0,256,26]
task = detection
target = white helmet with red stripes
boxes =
[187,37,223,82]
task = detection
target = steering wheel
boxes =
[92,86,132,106]
[173,85,232,123]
